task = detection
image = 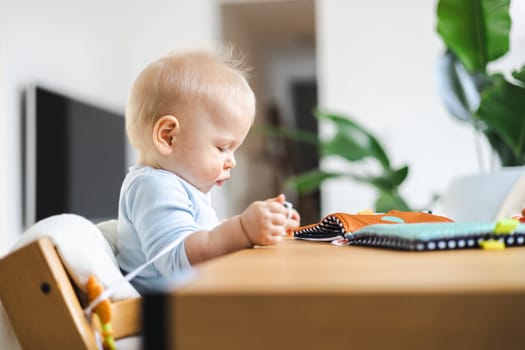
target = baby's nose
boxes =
[225,153,236,169]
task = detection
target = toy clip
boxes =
[283,201,293,220]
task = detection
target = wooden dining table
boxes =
[142,237,525,350]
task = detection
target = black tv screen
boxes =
[24,86,127,227]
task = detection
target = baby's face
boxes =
[168,102,253,193]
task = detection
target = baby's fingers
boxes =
[266,235,282,245]
[270,193,286,204]
[259,225,284,244]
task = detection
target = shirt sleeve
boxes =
[124,173,196,276]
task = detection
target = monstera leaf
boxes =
[476,66,525,165]
[436,0,524,166]
[437,0,511,72]
[436,51,492,123]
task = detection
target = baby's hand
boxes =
[240,194,300,246]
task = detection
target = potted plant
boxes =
[436,0,525,167]
[435,0,525,220]
[267,0,524,217]
[265,109,414,213]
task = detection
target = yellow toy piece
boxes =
[357,209,375,215]
[87,275,116,350]
[493,218,520,234]
[479,239,506,251]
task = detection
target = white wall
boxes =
[0,0,8,253]
[316,0,525,215]
[0,1,218,348]
[0,1,19,348]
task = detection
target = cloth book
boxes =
[344,222,525,251]
[293,210,453,241]
[293,210,525,251]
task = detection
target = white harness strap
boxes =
[83,234,187,317]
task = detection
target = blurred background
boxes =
[1,0,524,347]
[2,0,525,247]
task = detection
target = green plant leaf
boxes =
[436,51,476,122]
[377,165,409,189]
[254,125,319,145]
[374,190,411,212]
[512,65,525,84]
[351,165,409,192]
[288,167,413,211]
[273,108,413,209]
[484,130,523,166]
[436,51,494,123]
[286,169,341,194]
[476,73,525,165]
[314,109,391,169]
[436,0,511,72]
[321,130,372,162]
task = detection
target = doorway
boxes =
[220,0,319,224]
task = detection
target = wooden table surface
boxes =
[180,238,525,294]
[145,238,525,350]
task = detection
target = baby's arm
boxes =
[184,194,300,264]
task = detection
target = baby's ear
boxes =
[152,115,180,155]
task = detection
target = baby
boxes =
[117,48,300,292]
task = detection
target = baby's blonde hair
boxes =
[126,47,255,151]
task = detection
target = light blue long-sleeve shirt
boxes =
[117,166,219,293]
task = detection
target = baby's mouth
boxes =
[216,178,229,186]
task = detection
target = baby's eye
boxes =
[217,146,227,152]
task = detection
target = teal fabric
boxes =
[349,222,525,240]
[345,222,525,251]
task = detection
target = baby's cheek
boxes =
[202,161,222,179]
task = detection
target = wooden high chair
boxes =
[0,237,141,350]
